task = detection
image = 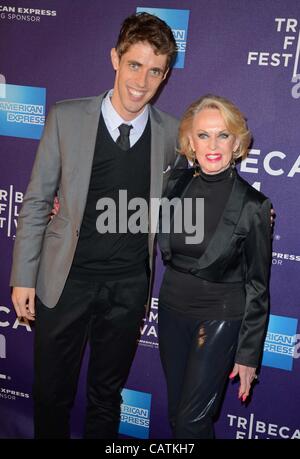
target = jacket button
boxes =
[76,230,79,237]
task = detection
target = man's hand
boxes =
[50,196,60,220]
[11,287,36,321]
[270,207,276,227]
[229,363,257,402]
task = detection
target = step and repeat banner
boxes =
[0,0,299,439]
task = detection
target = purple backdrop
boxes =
[0,0,299,439]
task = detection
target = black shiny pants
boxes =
[34,272,148,439]
[158,306,241,439]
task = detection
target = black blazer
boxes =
[158,166,272,368]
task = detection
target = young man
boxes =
[10,12,178,439]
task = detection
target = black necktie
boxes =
[116,124,132,151]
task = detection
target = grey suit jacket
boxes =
[10,93,179,307]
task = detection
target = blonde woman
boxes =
[158,94,272,439]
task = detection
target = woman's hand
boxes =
[229,363,258,402]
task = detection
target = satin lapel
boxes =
[159,169,195,257]
[73,94,103,222]
[194,174,247,269]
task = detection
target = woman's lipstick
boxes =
[205,153,222,162]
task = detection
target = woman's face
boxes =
[188,108,240,175]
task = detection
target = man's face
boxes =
[111,42,168,121]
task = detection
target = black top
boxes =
[69,114,151,280]
[159,166,245,320]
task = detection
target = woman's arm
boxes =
[230,197,272,400]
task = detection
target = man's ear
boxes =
[162,67,169,81]
[111,48,120,71]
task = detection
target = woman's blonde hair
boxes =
[178,94,252,162]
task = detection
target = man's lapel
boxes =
[149,106,165,199]
[148,106,165,237]
[73,94,104,220]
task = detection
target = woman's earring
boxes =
[192,153,200,177]
[230,156,236,178]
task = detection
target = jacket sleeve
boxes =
[234,198,272,367]
[10,104,61,287]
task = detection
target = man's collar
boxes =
[101,89,149,132]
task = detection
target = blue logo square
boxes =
[0,83,46,139]
[119,388,152,439]
[262,314,298,371]
[136,7,190,68]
